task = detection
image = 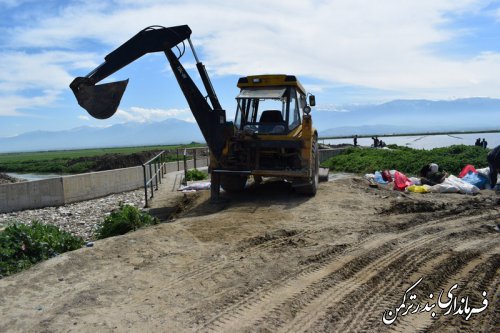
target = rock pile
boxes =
[0,189,145,240]
[0,173,20,184]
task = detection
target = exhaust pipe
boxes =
[70,77,129,119]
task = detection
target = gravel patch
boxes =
[0,189,145,241]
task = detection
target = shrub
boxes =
[96,204,159,239]
[0,222,84,278]
[185,168,207,181]
[321,145,490,176]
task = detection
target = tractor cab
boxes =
[234,75,313,135]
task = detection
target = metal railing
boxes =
[142,147,210,207]
[142,151,168,208]
[176,147,210,172]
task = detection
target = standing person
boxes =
[482,138,488,149]
[353,135,358,147]
[488,145,500,189]
[475,138,481,146]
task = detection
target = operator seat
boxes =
[259,110,284,123]
[258,110,285,134]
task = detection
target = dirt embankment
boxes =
[66,151,163,172]
[0,177,498,332]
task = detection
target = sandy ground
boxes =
[0,176,498,333]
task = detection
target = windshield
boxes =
[234,87,300,134]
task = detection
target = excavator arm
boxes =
[69,25,228,159]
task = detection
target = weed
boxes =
[185,169,207,181]
[0,222,84,278]
[96,204,159,239]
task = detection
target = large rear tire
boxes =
[220,174,247,192]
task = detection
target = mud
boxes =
[0,176,498,332]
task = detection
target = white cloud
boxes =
[182,116,196,123]
[0,51,97,92]
[0,50,99,114]
[0,90,60,116]
[315,104,351,112]
[78,115,90,121]
[116,106,191,122]
[1,0,500,118]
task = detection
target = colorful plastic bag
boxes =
[407,185,430,193]
[459,164,477,178]
[393,171,411,191]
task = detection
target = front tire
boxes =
[220,174,247,192]
[297,137,319,196]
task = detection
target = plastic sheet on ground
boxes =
[178,182,211,192]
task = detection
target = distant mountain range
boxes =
[316,97,500,137]
[1,98,499,153]
[0,119,204,153]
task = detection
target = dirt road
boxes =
[0,177,498,332]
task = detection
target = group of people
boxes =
[352,135,386,148]
[475,138,488,148]
[371,136,386,148]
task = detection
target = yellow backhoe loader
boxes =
[70,25,318,201]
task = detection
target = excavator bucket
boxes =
[71,79,129,119]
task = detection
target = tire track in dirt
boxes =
[200,221,441,331]
[389,248,499,333]
[199,209,492,332]
[201,239,393,332]
[337,238,498,333]
[332,222,499,332]
[159,228,309,290]
[273,213,496,333]
[314,223,490,332]
[333,251,452,333]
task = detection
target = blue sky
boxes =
[0,0,500,138]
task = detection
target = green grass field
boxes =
[0,143,204,174]
[321,144,490,176]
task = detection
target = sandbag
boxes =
[430,175,480,194]
[475,167,490,178]
[178,182,211,191]
[409,177,421,185]
[429,183,460,193]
